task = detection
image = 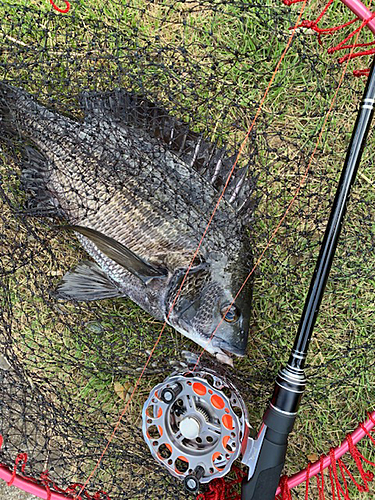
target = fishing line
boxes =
[75,3,309,496]
[191,3,372,371]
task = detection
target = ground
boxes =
[0,481,37,500]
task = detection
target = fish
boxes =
[0,82,255,365]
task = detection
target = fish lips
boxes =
[170,292,249,357]
[211,335,247,357]
[210,322,249,357]
[175,303,249,358]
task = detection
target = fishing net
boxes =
[0,0,374,499]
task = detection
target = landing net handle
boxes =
[241,53,375,500]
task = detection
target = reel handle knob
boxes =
[160,382,182,403]
[184,465,205,493]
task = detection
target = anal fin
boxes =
[54,260,122,301]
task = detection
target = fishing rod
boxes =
[241,53,375,499]
[141,55,375,500]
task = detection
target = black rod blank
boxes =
[289,58,375,370]
[242,55,375,500]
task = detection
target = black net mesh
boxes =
[0,1,374,499]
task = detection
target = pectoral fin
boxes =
[54,260,122,301]
[60,225,168,284]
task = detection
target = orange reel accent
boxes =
[211,394,225,410]
[222,415,233,430]
[193,382,207,396]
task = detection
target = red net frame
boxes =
[283,0,375,75]
[0,0,374,499]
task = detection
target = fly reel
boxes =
[142,369,250,493]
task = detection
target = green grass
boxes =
[1,0,375,499]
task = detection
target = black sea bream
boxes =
[0,83,255,365]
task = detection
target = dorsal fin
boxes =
[79,89,256,219]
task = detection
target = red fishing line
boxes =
[279,476,293,499]
[74,3,309,497]
[7,454,28,487]
[191,37,359,371]
[305,463,311,500]
[70,1,371,498]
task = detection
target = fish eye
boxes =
[221,304,240,323]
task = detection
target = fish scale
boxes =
[0,82,254,364]
[44,120,233,255]
[79,192,196,266]
[9,89,238,252]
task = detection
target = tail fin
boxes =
[0,82,51,139]
[0,82,60,217]
[0,82,16,137]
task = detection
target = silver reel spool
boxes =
[142,369,250,493]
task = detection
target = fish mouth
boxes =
[212,336,247,357]
[170,319,228,361]
[171,316,245,365]
[171,299,249,358]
